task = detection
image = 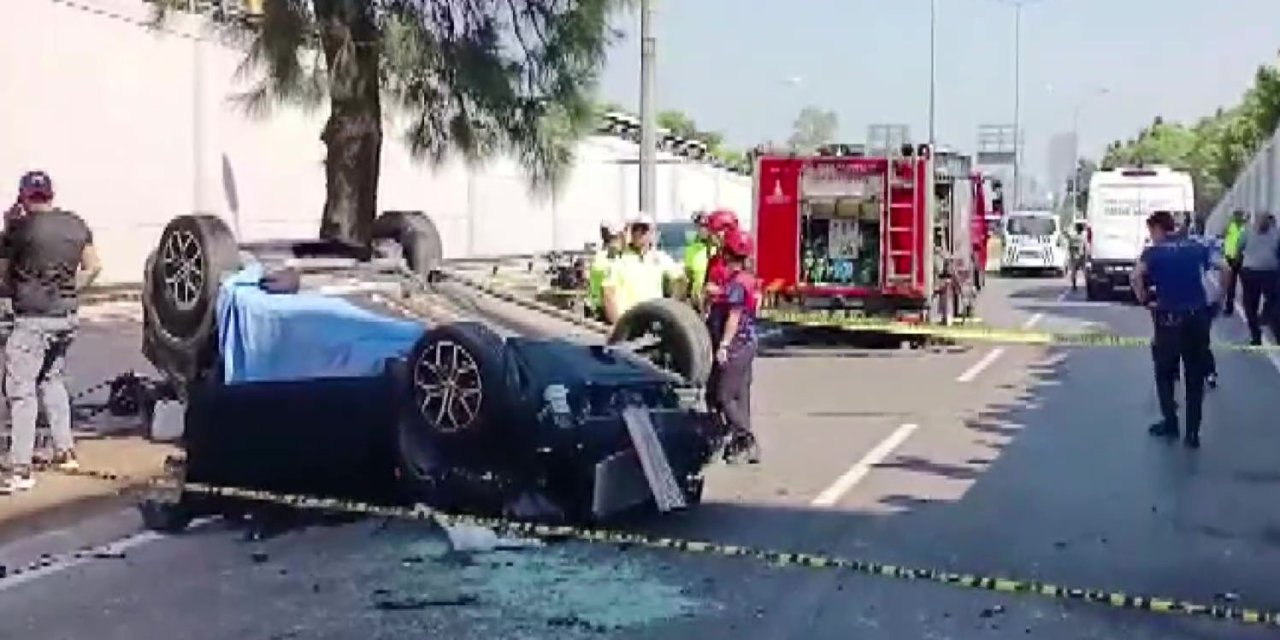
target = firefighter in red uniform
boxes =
[702,209,740,308]
[706,226,760,464]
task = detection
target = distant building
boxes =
[1046,132,1078,206]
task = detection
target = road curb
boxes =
[0,477,152,549]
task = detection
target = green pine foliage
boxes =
[153,0,629,245]
[1099,53,1280,212]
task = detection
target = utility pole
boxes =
[928,0,937,147]
[1068,88,1108,215]
[1011,1,1022,211]
[190,0,208,212]
[1069,102,1081,213]
[638,0,657,217]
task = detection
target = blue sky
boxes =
[596,0,1280,181]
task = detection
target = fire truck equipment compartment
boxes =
[799,199,882,287]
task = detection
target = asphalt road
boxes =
[4,276,1280,640]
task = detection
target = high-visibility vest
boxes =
[587,249,618,308]
[606,249,680,316]
[1224,220,1245,259]
[684,239,711,298]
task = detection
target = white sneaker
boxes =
[0,474,36,495]
[50,451,80,472]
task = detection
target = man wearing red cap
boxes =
[0,171,101,494]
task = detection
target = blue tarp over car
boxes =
[215,264,426,384]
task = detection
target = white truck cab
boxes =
[1083,165,1195,300]
[999,209,1066,276]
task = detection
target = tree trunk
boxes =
[315,1,382,248]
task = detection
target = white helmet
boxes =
[626,209,656,228]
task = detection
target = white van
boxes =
[999,210,1066,276]
[1083,166,1195,300]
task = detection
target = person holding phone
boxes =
[0,171,102,494]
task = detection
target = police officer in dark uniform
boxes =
[1132,210,1226,449]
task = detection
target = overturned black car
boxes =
[137,213,724,531]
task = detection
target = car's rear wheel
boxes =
[609,299,713,387]
[144,215,242,351]
[142,216,242,391]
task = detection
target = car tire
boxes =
[609,299,713,387]
[1085,281,1103,301]
[141,248,166,373]
[144,215,242,354]
[373,211,443,278]
[399,321,509,458]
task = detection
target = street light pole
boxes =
[1068,88,1108,214]
[928,0,937,146]
[1011,1,1022,210]
[190,0,208,212]
[638,0,657,218]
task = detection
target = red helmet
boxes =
[706,209,739,233]
[722,227,754,258]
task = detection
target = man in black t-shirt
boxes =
[0,171,101,494]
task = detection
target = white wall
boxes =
[0,0,751,283]
[1206,128,1280,235]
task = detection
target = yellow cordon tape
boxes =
[34,466,1280,629]
[760,310,1280,353]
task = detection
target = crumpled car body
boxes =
[145,265,717,530]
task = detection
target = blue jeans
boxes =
[5,315,78,469]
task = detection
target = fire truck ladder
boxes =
[885,148,917,287]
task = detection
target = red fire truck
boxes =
[753,144,988,325]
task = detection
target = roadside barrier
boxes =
[6,465,1274,630]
